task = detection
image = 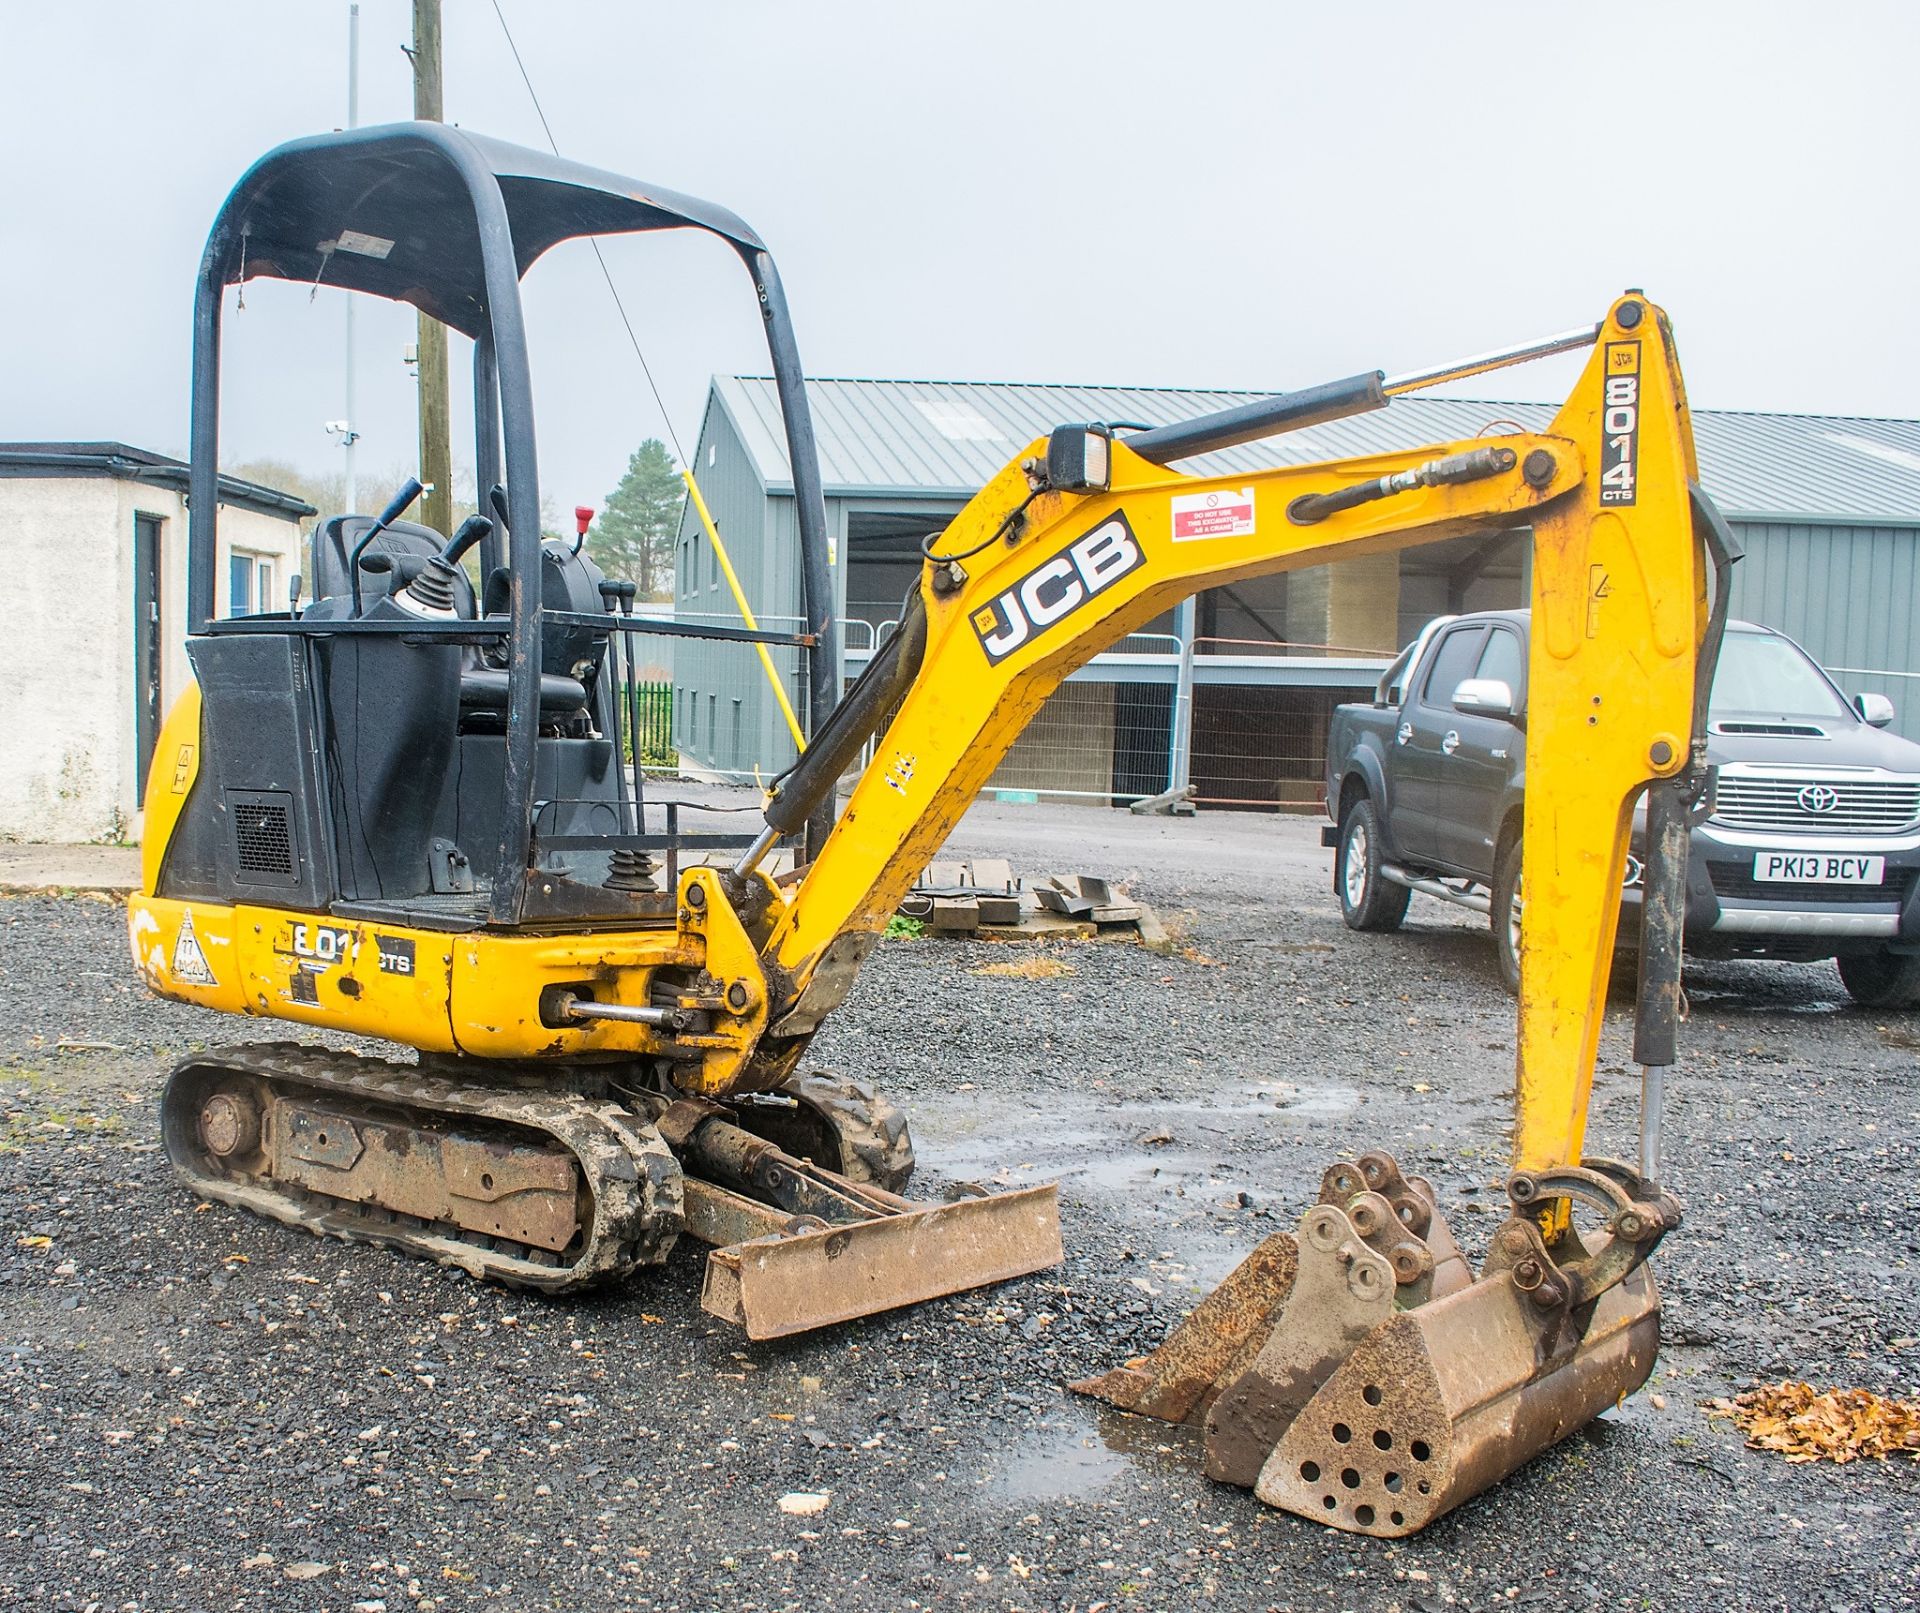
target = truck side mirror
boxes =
[1855,691,1896,728]
[1452,678,1516,719]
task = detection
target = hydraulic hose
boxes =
[760,596,927,839]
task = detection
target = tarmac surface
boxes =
[1,795,1916,1610]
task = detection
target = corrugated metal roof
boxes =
[710,376,1920,525]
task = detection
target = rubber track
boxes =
[161,1043,684,1294]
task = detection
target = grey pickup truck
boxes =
[1323,609,1920,1006]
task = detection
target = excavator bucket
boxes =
[1072,1151,1673,1537]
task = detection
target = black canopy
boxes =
[188,122,841,907]
[203,122,766,335]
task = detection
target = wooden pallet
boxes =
[900,864,1162,945]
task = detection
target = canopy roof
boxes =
[205,122,764,337]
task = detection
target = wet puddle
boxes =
[922,1079,1360,1174]
[993,1401,1200,1502]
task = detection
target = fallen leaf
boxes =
[1706,1380,1920,1464]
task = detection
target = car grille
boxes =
[1709,866,1914,906]
[1711,774,1920,834]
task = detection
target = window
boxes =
[227,551,276,617]
[1420,626,1487,707]
[1474,627,1524,698]
[1710,629,1852,722]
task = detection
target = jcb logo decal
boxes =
[970,513,1144,665]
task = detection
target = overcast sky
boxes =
[2,1,1915,515]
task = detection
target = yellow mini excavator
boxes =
[130,124,1734,1538]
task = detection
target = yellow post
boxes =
[681,470,806,754]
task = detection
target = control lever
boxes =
[396,513,496,620]
[488,483,511,534]
[440,513,493,566]
[348,476,425,616]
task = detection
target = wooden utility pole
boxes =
[411,0,453,537]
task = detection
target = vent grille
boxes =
[1712,774,1920,835]
[1712,720,1828,738]
[227,789,299,886]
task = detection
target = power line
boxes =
[488,0,688,467]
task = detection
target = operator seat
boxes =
[464,537,613,730]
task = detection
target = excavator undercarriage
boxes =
[162,1045,1060,1336]
[131,120,1730,1538]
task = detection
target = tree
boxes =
[591,439,684,601]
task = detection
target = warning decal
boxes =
[171,912,216,987]
[1171,487,1256,542]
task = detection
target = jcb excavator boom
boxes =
[130,123,1725,1539]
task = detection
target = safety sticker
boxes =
[334,229,395,260]
[883,752,917,796]
[172,912,216,987]
[1171,487,1256,541]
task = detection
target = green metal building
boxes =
[672,378,1920,806]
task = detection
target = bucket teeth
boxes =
[1069,1232,1297,1424]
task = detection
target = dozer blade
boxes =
[658,1097,1062,1338]
[1073,1149,1674,1538]
[690,1177,1063,1340]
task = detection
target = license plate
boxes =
[1751,852,1885,885]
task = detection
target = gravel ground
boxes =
[1,801,1917,1611]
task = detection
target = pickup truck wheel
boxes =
[1336,798,1410,932]
[1492,837,1523,997]
[1836,947,1920,1010]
